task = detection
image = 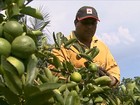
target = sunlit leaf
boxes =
[26,54,38,85]
[20,6,43,20]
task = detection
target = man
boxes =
[52,6,120,87]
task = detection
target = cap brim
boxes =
[78,16,100,21]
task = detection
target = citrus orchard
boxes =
[11,35,36,59]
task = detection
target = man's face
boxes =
[75,18,97,39]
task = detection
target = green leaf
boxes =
[37,83,62,92]
[53,32,65,49]
[2,87,20,105]
[32,30,43,36]
[37,73,48,83]
[56,32,63,47]
[1,56,22,95]
[85,46,97,54]
[64,38,77,49]
[24,83,63,105]
[53,89,64,105]
[62,35,68,44]
[46,52,62,68]
[73,43,85,53]
[25,90,54,105]
[26,54,38,85]
[44,67,53,81]
[65,90,80,105]
[3,70,22,95]
[53,32,60,49]
[20,6,43,20]
[66,61,74,72]
[90,46,100,59]
[105,94,117,105]
[62,61,74,72]
[0,1,6,10]
[58,82,77,92]
[0,80,5,90]
[78,53,93,62]
[15,0,25,7]
[126,82,136,95]
[24,84,40,98]
[5,0,15,5]
[40,22,50,31]
[53,56,62,69]
[1,56,18,75]
[24,84,54,105]
[7,3,20,19]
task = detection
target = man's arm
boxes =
[98,67,119,87]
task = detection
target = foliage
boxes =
[43,32,140,105]
[0,0,140,105]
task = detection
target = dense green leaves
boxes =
[1,56,22,95]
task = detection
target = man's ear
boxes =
[74,19,78,25]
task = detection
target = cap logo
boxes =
[86,8,92,14]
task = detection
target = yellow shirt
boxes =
[52,31,120,82]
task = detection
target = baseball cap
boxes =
[76,6,100,21]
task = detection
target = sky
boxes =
[29,0,140,80]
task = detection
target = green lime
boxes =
[3,20,23,42]
[0,38,11,56]
[70,72,82,83]
[88,63,98,72]
[11,35,36,59]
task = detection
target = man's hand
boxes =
[98,67,117,87]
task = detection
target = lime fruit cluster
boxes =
[0,20,37,76]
